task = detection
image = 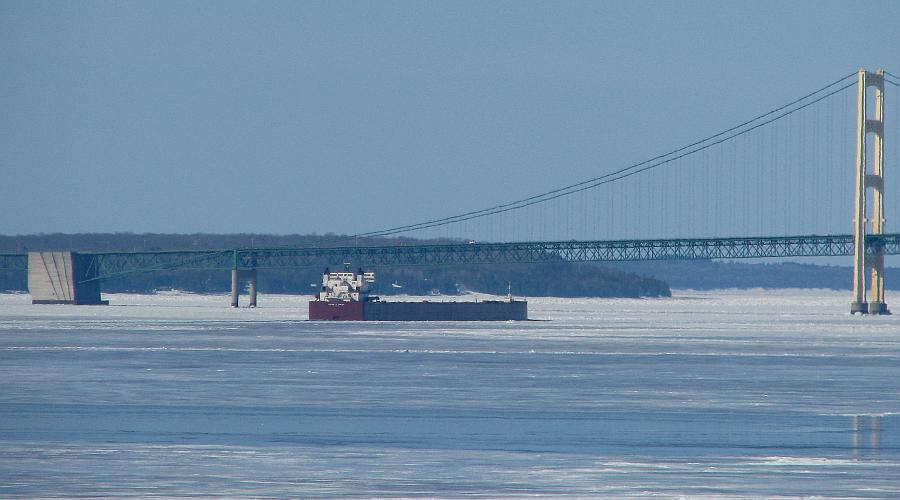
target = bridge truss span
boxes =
[4,234,899,279]
[229,234,900,270]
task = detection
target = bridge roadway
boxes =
[2,233,899,282]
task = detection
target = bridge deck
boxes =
[1,234,898,282]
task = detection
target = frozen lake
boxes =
[1,289,899,497]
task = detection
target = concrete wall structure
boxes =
[28,252,105,305]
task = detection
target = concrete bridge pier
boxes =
[230,268,258,308]
[231,269,239,307]
[248,269,258,307]
[28,251,107,305]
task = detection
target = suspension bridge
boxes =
[6,68,900,313]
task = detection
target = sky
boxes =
[1,0,899,237]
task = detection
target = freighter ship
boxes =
[308,267,527,321]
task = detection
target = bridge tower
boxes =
[851,68,889,314]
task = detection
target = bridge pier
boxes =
[868,301,889,315]
[230,268,258,308]
[27,251,107,305]
[248,270,258,307]
[230,269,239,307]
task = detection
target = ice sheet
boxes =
[1,289,898,497]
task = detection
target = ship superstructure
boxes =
[317,267,375,302]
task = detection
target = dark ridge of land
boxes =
[0,233,670,298]
[606,260,900,291]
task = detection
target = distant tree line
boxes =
[608,260,900,290]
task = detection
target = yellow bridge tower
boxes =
[851,68,889,314]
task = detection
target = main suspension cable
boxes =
[352,73,857,239]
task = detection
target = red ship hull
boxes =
[308,300,365,320]
[308,299,528,321]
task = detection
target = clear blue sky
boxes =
[1,0,898,236]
